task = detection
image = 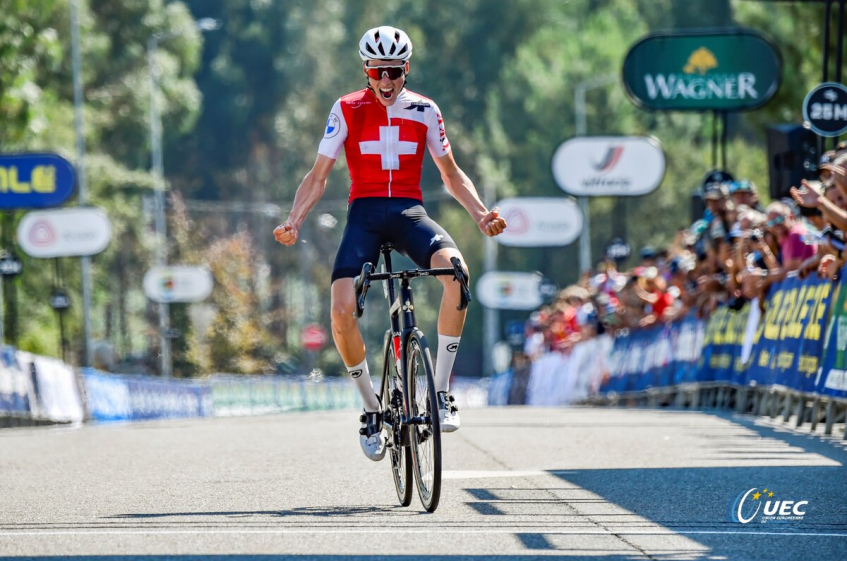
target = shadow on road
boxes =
[107,505,418,519]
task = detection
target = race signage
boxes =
[623,29,781,111]
[495,197,582,247]
[0,252,22,277]
[0,153,75,209]
[302,324,328,352]
[50,290,71,311]
[552,137,665,197]
[605,237,631,263]
[17,208,111,258]
[803,82,847,137]
[143,266,213,303]
[477,271,546,310]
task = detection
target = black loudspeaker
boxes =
[691,189,706,222]
[766,124,819,201]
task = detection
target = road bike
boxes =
[353,243,471,512]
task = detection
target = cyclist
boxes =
[274,26,506,461]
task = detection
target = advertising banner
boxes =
[602,316,704,394]
[495,197,582,247]
[18,207,112,258]
[551,137,665,197]
[623,29,782,111]
[143,266,214,303]
[476,271,548,310]
[83,369,212,422]
[0,153,75,209]
[22,352,85,423]
[818,273,847,398]
[697,303,754,385]
[0,347,32,416]
[745,274,832,392]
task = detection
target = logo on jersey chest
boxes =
[405,102,431,112]
[359,126,418,170]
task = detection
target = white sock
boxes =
[435,334,460,393]
[347,358,380,412]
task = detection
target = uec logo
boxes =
[728,488,808,524]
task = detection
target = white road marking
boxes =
[2,529,846,538]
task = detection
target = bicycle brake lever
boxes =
[450,257,472,311]
[354,262,374,318]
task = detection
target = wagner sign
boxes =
[623,29,781,111]
[551,136,665,197]
[0,153,75,209]
[17,208,112,258]
[495,197,582,247]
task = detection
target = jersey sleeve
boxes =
[426,100,451,158]
[317,99,348,159]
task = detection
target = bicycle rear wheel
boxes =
[382,336,413,507]
[404,329,442,512]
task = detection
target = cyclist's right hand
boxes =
[273,221,299,246]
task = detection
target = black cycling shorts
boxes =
[331,197,458,282]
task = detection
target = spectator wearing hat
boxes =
[633,266,675,327]
[729,180,765,213]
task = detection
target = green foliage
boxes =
[2,0,834,376]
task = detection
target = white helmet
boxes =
[358,26,413,61]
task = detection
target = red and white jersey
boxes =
[318,87,451,202]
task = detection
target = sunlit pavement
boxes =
[2,407,846,560]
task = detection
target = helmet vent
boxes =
[377,42,385,56]
[365,44,376,56]
[396,44,408,57]
[374,30,381,41]
[388,42,396,55]
[394,31,401,42]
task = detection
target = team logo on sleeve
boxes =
[324,113,341,138]
[436,112,450,150]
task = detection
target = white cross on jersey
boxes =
[359,126,418,170]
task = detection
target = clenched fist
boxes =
[478,207,507,237]
[273,221,299,246]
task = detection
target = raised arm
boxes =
[432,151,506,237]
[274,154,336,246]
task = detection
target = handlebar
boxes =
[352,257,472,317]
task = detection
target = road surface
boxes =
[2,407,846,559]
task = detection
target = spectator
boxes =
[765,201,816,273]
[729,180,765,213]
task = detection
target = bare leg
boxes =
[431,248,468,392]
[431,248,468,337]
[331,278,379,411]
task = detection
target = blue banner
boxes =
[83,369,212,422]
[698,303,753,385]
[817,272,847,398]
[601,315,704,394]
[745,274,832,391]
[0,153,76,209]
[0,346,31,415]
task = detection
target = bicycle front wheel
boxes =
[403,329,442,512]
[382,335,413,507]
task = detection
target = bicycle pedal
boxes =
[359,427,367,435]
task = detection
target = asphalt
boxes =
[1,407,846,560]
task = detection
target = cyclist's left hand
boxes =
[478,207,507,237]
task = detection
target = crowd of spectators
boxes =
[523,143,847,359]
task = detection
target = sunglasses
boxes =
[766,215,786,228]
[365,65,406,80]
